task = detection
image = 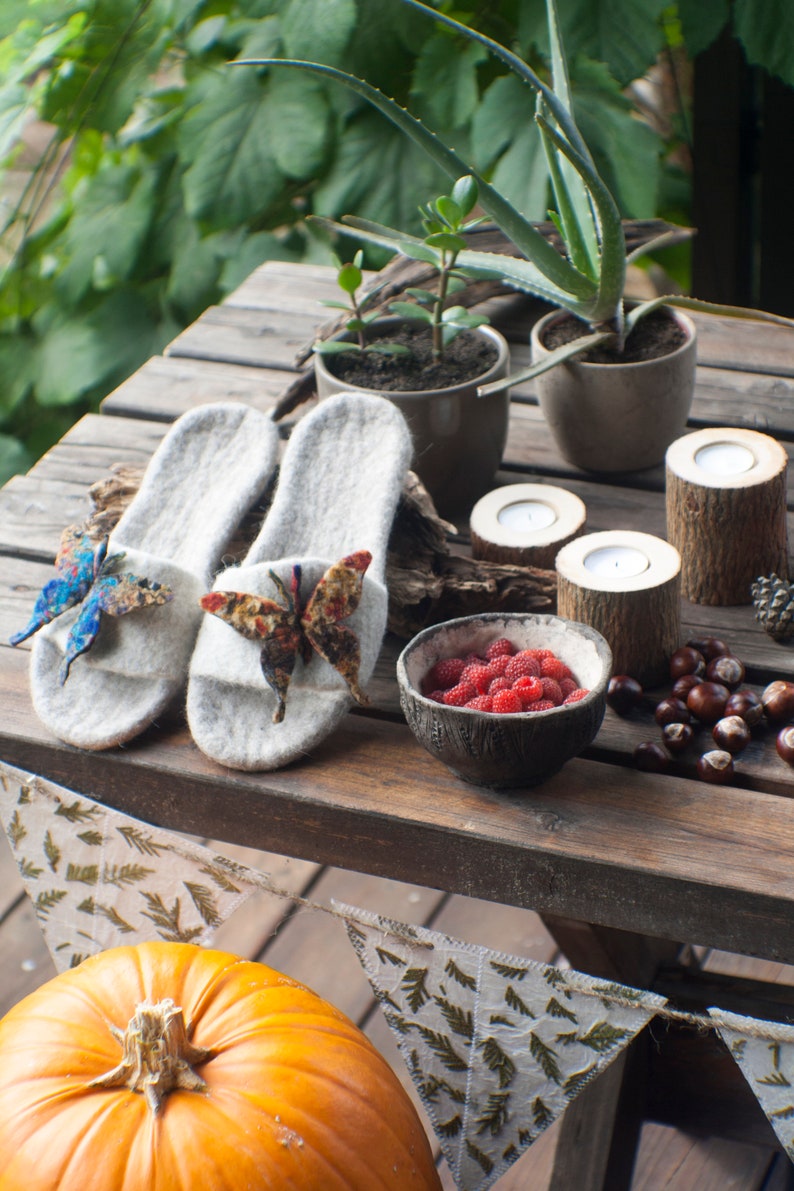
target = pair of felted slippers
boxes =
[12,394,413,771]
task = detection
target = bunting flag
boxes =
[0,759,269,972]
[709,1008,794,1162]
[340,903,666,1191]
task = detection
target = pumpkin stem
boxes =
[88,998,213,1115]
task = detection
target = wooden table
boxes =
[3,261,794,1188]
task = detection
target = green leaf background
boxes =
[0,0,791,483]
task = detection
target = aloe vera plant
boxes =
[241,0,794,394]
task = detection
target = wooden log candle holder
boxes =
[665,427,789,605]
[556,530,681,685]
[469,483,587,570]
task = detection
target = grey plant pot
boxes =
[315,318,510,517]
[531,307,697,473]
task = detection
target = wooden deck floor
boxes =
[2,823,792,1190]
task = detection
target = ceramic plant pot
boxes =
[315,318,510,517]
[531,307,697,473]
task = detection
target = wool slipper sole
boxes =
[26,403,280,750]
[187,392,413,771]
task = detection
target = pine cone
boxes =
[751,574,794,641]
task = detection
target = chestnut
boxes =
[762,680,794,726]
[696,749,735,784]
[654,697,691,727]
[776,726,794,765]
[705,654,745,690]
[669,646,706,680]
[686,681,731,725]
[712,715,751,754]
[671,673,703,701]
[662,722,694,754]
[687,636,731,661]
[634,741,670,772]
[724,688,764,727]
[606,675,643,717]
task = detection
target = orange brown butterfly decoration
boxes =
[199,550,372,723]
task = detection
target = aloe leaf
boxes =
[537,107,597,281]
[626,295,794,333]
[477,329,615,397]
[240,58,594,300]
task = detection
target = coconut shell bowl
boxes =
[396,613,612,790]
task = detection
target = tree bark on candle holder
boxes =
[469,528,581,571]
[665,466,788,605]
[557,577,680,685]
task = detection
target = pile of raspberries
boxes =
[422,637,590,715]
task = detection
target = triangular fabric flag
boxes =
[339,903,666,1191]
[709,1007,794,1163]
[0,760,272,972]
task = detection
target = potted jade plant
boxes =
[242,0,794,476]
[311,178,510,517]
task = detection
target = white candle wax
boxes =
[583,545,650,578]
[497,499,558,533]
[694,441,756,476]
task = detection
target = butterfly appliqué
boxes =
[11,525,174,683]
[199,549,372,723]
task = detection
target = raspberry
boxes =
[512,675,543,705]
[460,663,492,693]
[426,690,447,703]
[540,656,572,682]
[443,682,477,706]
[529,649,555,660]
[524,698,556,713]
[559,677,578,698]
[492,689,523,714]
[485,638,515,660]
[504,651,541,681]
[466,694,494,712]
[462,652,485,665]
[424,657,465,692]
[563,688,590,704]
[486,655,511,678]
[488,676,512,694]
[540,677,563,706]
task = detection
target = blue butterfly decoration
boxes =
[11,526,174,684]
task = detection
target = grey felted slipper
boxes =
[19,403,280,750]
[186,392,413,771]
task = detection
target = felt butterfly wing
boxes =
[301,549,372,708]
[59,570,174,684]
[200,571,303,723]
[10,528,105,646]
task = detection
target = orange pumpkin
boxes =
[0,941,442,1190]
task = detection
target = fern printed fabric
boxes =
[0,760,267,972]
[340,904,666,1191]
[709,1009,794,1161]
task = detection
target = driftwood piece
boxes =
[87,466,557,640]
[274,219,692,421]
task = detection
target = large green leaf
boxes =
[281,0,357,65]
[676,0,729,57]
[266,72,330,179]
[411,35,486,130]
[179,71,284,227]
[55,161,161,303]
[0,331,36,416]
[519,0,668,88]
[166,225,243,321]
[471,77,550,219]
[573,58,661,218]
[734,0,794,87]
[34,290,161,407]
[312,108,449,237]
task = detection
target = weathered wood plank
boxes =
[165,305,319,369]
[3,646,794,963]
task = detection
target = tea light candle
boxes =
[556,531,681,683]
[666,427,788,604]
[583,545,649,579]
[470,483,586,569]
